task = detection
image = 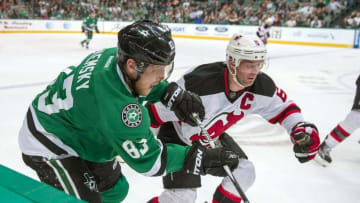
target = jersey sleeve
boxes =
[111,129,190,176]
[94,76,189,176]
[260,87,304,134]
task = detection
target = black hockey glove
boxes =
[81,25,85,33]
[205,132,247,177]
[290,122,320,163]
[183,141,239,176]
[219,132,248,160]
[161,82,205,126]
[95,27,100,33]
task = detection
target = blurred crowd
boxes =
[0,0,359,28]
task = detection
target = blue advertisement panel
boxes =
[354,30,359,49]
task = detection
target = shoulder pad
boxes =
[247,72,276,97]
[184,62,226,96]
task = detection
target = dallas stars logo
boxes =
[122,104,142,128]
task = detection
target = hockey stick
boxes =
[192,113,250,203]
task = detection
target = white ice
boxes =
[0,33,359,203]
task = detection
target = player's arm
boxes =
[146,81,205,127]
[258,77,320,163]
[95,19,100,33]
[113,130,238,176]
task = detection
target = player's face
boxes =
[236,60,264,87]
[135,63,173,96]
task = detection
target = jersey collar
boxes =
[116,64,133,95]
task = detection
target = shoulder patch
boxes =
[122,104,142,128]
[247,72,276,97]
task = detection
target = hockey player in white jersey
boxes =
[256,19,272,44]
[146,34,321,203]
[316,74,360,166]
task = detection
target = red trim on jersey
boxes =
[224,68,230,97]
[330,131,342,142]
[150,104,165,125]
[337,124,350,137]
[149,197,159,203]
[269,103,300,124]
[150,123,159,128]
[218,185,242,202]
[330,124,350,142]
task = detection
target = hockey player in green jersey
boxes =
[19,20,239,203]
[81,10,99,49]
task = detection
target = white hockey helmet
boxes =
[226,34,267,88]
[226,34,267,69]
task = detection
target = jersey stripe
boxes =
[141,139,165,176]
[147,103,165,127]
[269,103,301,124]
[26,108,68,156]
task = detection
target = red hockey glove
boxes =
[290,122,320,163]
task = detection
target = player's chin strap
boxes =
[227,65,246,89]
[120,65,143,97]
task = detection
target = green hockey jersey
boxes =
[82,16,98,31]
[30,47,189,176]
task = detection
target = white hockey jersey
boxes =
[147,62,304,146]
[256,24,271,44]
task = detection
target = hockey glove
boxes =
[95,27,100,33]
[161,82,205,126]
[183,141,239,176]
[290,122,320,163]
[204,132,247,177]
[220,132,248,160]
[81,25,85,33]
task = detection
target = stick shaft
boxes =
[193,114,250,203]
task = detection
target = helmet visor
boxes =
[142,61,174,81]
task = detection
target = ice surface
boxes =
[0,33,359,203]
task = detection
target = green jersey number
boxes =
[122,139,149,159]
[38,68,74,114]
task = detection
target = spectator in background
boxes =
[228,9,239,24]
[203,10,216,24]
[315,0,327,13]
[295,14,306,27]
[298,2,314,18]
[354,12,360,28]
[272,13,282,26]
[328,0,344,17]
[285,16,296,27]
[1,0,356,29]
[344,15,355,28]
[310,15,322,28]
[248,12,259,25]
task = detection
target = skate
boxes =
[314,142,332,167]
[80,41,85,48]
[86,43,89,49]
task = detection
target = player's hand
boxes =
[204,132,247,176]
[290,122,320,163]
[183,141,239,176]
[81,26,85,32]
[161,82,205,126]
